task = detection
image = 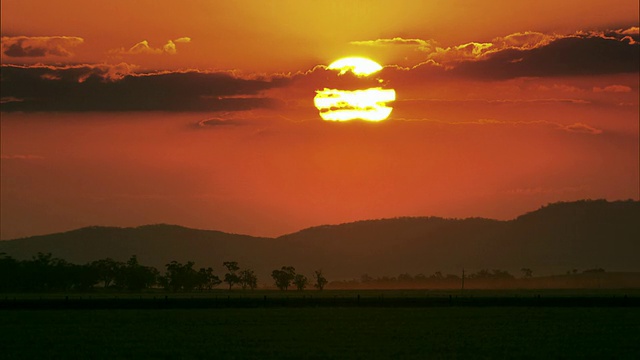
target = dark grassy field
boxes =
[2,306,639,359]
[2,290,640,358]
[3,288,640,309]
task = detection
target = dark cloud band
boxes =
[0,64,288,112]
[452,35,639,79]
[1,36,84,58]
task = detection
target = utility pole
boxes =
[461,268,465,291]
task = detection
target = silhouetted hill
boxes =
[1,200,638,281]
[0,224,276,274]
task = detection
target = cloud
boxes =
[450,30,638,78]
[351,37,436,51]
[560,123,603,135]
[0,64,288,112]
[0,154,45,160]
[394,118,603,135]
[400,98,590,105]
[2,28,636,113]
[0,96,24,104]
[197,118,246,127]
[355,28,638,79]
[1,36,83,57]
[536,84,584,93]
[620,27,639,35]
[111,37,191,55]
[504,185,587,196]
[491,31,558,51]
[352,32,558,66]
[2,63,139,82]
[593,85,632,93]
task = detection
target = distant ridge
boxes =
[1,199,638,280]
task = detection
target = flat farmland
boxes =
[2,290,640,359]
[3,289,640,309]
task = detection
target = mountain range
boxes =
[1,199,638,281]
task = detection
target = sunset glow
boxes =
[0,0,638,240]
[1,4,639,357]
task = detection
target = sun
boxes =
[314,57,396,122]
[326,57,383,77]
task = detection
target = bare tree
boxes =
[313,270,328,290]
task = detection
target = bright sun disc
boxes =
[327,57,383,77]
[315,57,395,122]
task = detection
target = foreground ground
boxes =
[2,307,639,359]
[2,290,639,358]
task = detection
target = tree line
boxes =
[329,268,612,289]
[2,252,611,292]
[0,253,327,293]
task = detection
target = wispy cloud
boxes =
[0,96,24,104]
[0,154,45,160]
[593,85,632,93]
[110,37,191,55]
[560,123,603,135]
[504,185,588,196]
[1,36,83,58]
[394,118,603,135]
[350,37,436,51]
[197,118,246,127]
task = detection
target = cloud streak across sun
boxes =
[2,27,636,113]
[313,57,396,122]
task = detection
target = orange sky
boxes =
[1,0,638,239]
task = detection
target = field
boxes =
[2,290,640,359]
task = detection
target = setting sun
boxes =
[326,57,383,76]
[314,57,396,121]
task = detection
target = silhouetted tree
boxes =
[520,268,533,278]
[239,269,258,290]
[223,261,241,289]
[115,255,157,291]
[0,253,20,292]
[90,258,122,288]
[271,266,296,290]
[293,274,308,291]
[469,269,514,280]
[313,270,328,290]
[164,261,200,292]
[583,268,605,274]
[23,252,55,291]
[197,267,222,291]
[69,263,100,291]
[414,273,427,281]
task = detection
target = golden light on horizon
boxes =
[314,57,396,122]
